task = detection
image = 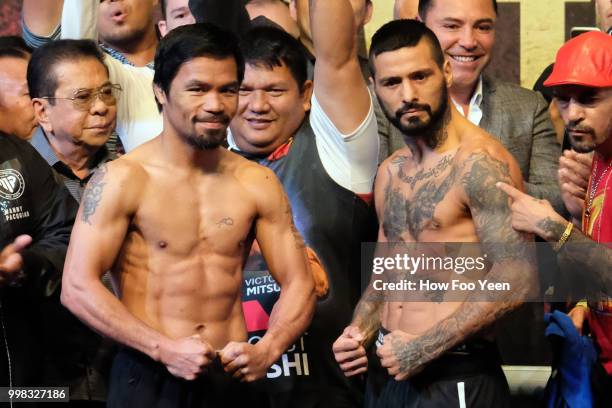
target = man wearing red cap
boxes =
[496,31,612,406]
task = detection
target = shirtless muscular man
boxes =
[333,20,536,407]
[61,23,315,408]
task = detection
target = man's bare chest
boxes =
[130,176,257,256]
[382,154,468,241]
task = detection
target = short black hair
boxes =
[240,26,307,89]
[369,19,445,77]
[153,23,244,111]
[418,0,498,20]
[161,0,167,19]
[27,39,106,103]
[0,36,31,60]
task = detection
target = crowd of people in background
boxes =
[0,0,611,407]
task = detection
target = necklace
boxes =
[585,155,612,223]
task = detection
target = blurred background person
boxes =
[246,0,300,38]
[0,36,36,141]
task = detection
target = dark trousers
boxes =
[107,348,252,408]
[365,336,512,408]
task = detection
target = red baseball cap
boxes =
[544,31,612,88]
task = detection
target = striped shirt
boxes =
[30,127,116,202]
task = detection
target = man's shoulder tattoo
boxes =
[81,164,108,225]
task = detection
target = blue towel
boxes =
[545,310,597,408]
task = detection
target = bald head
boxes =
[394,0,419,20]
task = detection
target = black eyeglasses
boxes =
[41,83,122,111]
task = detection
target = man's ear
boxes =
[301,80,314,111]
[158,20,168,37]
[443,59,453,88]
[363,1,374,25]
[153,83,167,109]
[32,98,53,134]
[289,0,297,20]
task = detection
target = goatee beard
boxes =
[186,132,225,150]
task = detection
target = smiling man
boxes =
[228,0,378,405]
[416,0,561,209]
[60,24,315,408]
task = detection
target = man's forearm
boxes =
[351,295,383,346]
[310,0,357,67]
[259,276,315,361]
[62,279,170,360]
[392,260,533,371]
[537,216,612,294]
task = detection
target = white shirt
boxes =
[228,91,379,195]
[452,76,484,125]
[61,0,163,152]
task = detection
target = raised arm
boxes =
[21,0,63,47]
[60,0,98,40]
[310,0,371,134]
[22,0,98,46]
[22,0,63,37]
[382,149,537,380]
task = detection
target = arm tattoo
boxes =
[560,229,612,296]
[461,152,526,262]
[390,152,536,373]
[534,215,612,296]
[352,291,383,346]
[536,217,566,241]
[285,203,306,250]
[391,155,410,166]
[383,181,408,242]
[81,164,108,225]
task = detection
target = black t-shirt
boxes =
[237,120,377,407]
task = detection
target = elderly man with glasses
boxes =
[27,39,119,407]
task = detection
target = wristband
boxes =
[576,300,589,309]
[553,222,573,252]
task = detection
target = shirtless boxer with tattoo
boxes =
[333,20,536,407]
[61,24,315,408]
